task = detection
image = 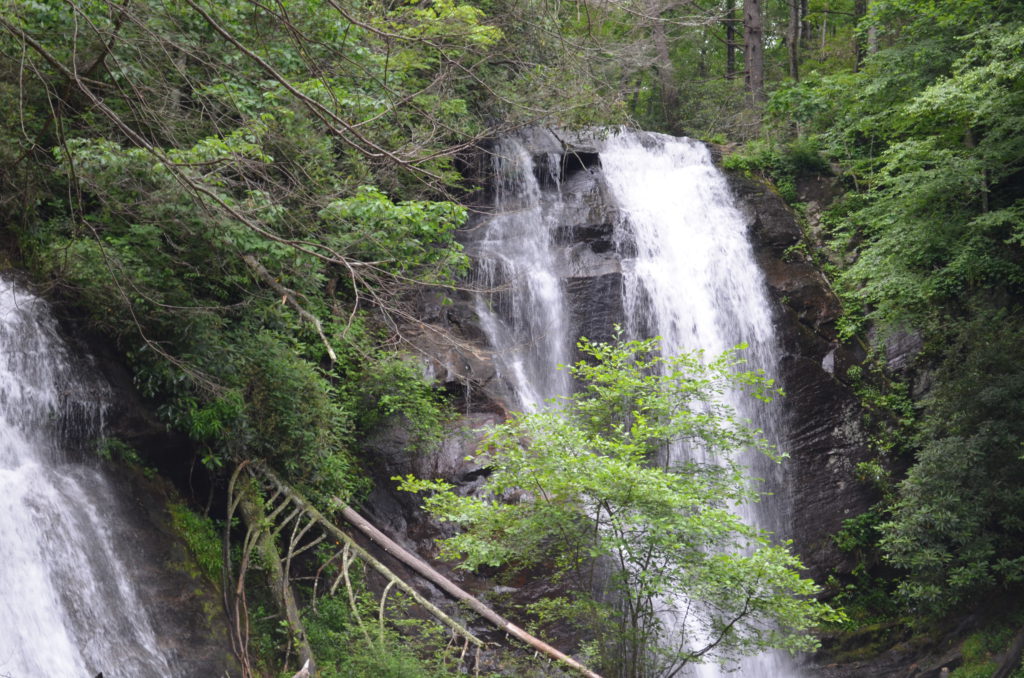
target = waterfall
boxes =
[469,137,573,412]
[0,277,175,677]
[472,129,801,677]
[601,131,797,677]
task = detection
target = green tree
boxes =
[765,0,1024,616]
[401,335,839,677]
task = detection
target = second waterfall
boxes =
[466,128,803,677]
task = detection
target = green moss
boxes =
[951,613,1024,678]
[722,138,830,205]
[168,501,222,584]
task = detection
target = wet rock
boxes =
[46,297,239,677]
[728,170,875,580]
[400,136,875,585]
[105,466,239,678]
[566,273,624,349]
[390,134,876,639]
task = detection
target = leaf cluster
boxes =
[401,334,838,676]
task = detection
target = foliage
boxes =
[305,596,460,678]
[96,437,144,466]
[722,137,830,203]
[401,334,840,677]
[950,613,1024,678]
[765,0,1024,621]
[0,0,489,502]
[878,313,1024,614]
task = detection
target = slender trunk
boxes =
[248,465,605,678]
[699,27,708,79]
[237,488,315,672]
[743,0,765,101]
[725,0,737,79]
[820,6,828,59]
[867,0,879,57]
[653,18,680,132]
[787,0,801,81]
[337,505,605,678]
[853,0,867,71]
[800,0,811,48]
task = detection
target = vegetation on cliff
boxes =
[709,0,1024,667]
[758,0,1024,623]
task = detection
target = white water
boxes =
[474,129,801,677]
[470,138,572,411]
[0,278,174,678]
[600,130,797,677]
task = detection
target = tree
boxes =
[767,0,1024,617]
[787,0,802,81]
[726,0,739,79]
[744,0,766,100]
[400,334,839,678]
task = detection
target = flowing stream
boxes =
[473,129,800,677]
[0,277,174,677]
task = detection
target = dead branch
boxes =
[251,464,602,677]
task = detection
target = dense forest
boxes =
[2,0,1023,676]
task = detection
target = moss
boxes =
[952,620,1022,678]
[167,500,223,585]
[817,619,913,664]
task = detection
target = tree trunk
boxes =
[237,488,316,673]
[336,505,605,678]
[787,0,801,81]
[853,0,868,71]
[743,0,765,101]
[698,27,708,79]
[652,18,680,133]
[800,0,811,49]
[247,464,604,678]
[725,0,737,79]
[820,7,828,59]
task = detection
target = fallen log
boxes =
[251,467,485,649]
[236,484,316,672]
[992,625,1024,678]
[336,506,603,678]
[253,464,602,677]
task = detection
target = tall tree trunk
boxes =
[853,0,867,71]
[653,18,680,132]
[725,0,737,79]
[743,0,765,101]
[787,0,801,81]
[800,0,811,49]
[820,6,828,59]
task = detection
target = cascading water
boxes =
[469,137,572,412]
[600,131,798,677]
[473,129,801,677]
[0,277,175,677]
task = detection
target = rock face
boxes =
[727,172,877,580]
